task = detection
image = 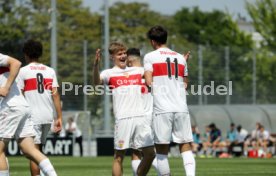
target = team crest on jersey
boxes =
[123,72,129,78]
[118,140,124,148]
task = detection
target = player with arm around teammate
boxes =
[93,42,155,176]
[18,39,62,176]
[144,25,195,176]
[126,48,160,176]
[0,53,57,176]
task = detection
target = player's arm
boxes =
[183,51,191,62]
[183,51,190,89]
[144,71,153,86]
[184,77,188,89]
[92,49,103,86]
[143,55,153,86]
[0,56,21,97]
[52,87,63,133]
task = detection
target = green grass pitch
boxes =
[8,156,276,176]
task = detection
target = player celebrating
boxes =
[18,39,62,176]
[144,26,195,176]
[0,53,57,176]
[93,42,155,176]
[126,48,159,176]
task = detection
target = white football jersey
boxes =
[18,63,59,124]
[100,66,145,120]
[0,53,28,108]
[144,48,188,113]
[141,79,153,115]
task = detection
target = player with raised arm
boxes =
[144,25,195,176]
[126,48,160,176]
[18,39,62,176]
[0,53,57,176]
[93,42,155,176]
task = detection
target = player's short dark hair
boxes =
[23,39,43,60]
[147,25,167,44]
[126,48,140,57]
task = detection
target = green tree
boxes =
[246,0,276,103]
[246,0,276,49]
[172,7,256,104]
[109,2,172,49]
[23,0,101,82]
[172,7,253,47]
[0,0,29,59]
[17,0,103,113]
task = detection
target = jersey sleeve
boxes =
[0,53,9,66]
[143,54,153,72]
[100,70,109,85]
[52,69,59,87]
[17,69,25,90]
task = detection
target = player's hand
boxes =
[53,118,62,133]
[183,51,191,62]
[0,86,10,97]
[94,48,101,66]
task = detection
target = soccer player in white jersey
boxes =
[126,48,160,176]
[18,39,62,176]
[0,53,57,176]
[93,42,155,176]
[144,26,196,176]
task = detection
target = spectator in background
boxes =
[192,125,202,155]
[251,122,261,140]
[227,125,248,157]
[257,125,270,156]
[244,122,261,155]
[200,125,210,157]
[224,123,238,155]
[236,125,248,144]
[65,117,83,156]
[202,123,222,157]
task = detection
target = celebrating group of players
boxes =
[0,25,195,176]
[93,26,195,176]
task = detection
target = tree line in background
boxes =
[0,0,276,116]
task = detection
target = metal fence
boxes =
[58,41,276,133]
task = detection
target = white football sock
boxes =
[181,151,196,176]
[152,157,161,176]
[156,154,170,175]
[0,170,9,176]
[39,158,57,176]
[131,159,141,176]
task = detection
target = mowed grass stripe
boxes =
[8,157,276,176]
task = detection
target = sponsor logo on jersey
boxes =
[109,74,142,89]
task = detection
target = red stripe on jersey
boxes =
[152,63,184,77]
[24,78,53,91]
[44,78,54,90]
[108,74,142,89]
[0,67,10,74]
